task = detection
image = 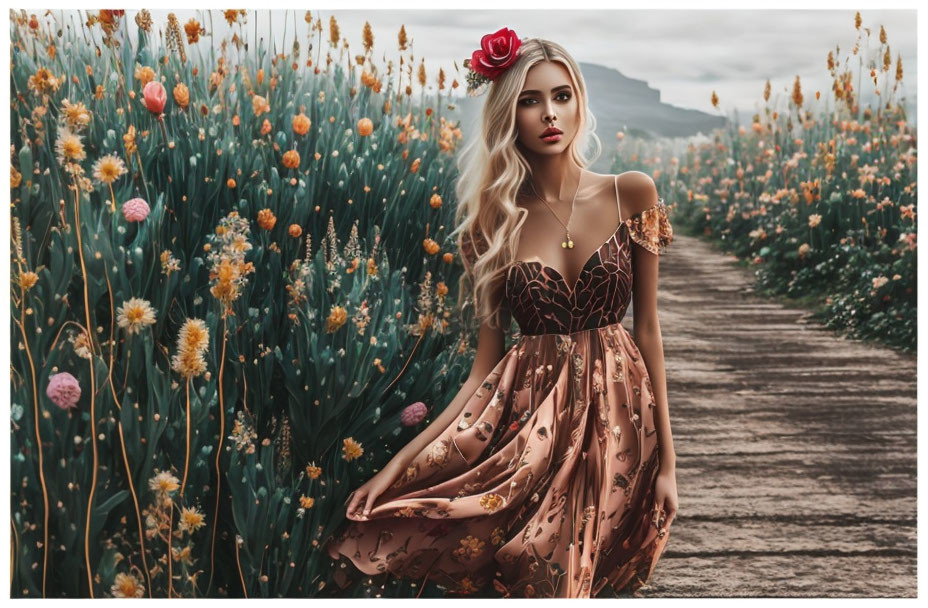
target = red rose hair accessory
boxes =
[463,27,524,96]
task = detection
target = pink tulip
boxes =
[122,197,150,222]
[143,80,167,116]
[46,372,81,410]
[400,401,428,426]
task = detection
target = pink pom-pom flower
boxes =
[122,197,150,222]
[143,81,167,116]
[400,401,428,426]
[46,372,81,410]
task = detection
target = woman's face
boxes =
[515,60,580,156]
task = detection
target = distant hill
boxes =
[447,60,728,172]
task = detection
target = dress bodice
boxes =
[459,197,674,337]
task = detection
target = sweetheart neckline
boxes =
[507,220,628,298]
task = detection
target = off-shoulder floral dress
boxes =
[327,193,674,598]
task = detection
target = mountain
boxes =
[446,61,728,172]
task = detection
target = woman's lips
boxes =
[541,133,562,143]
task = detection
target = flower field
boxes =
[614,12,916,352]
[10,9,471,598]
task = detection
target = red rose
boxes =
[470,27,521,80]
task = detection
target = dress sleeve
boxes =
[624,197,674,256]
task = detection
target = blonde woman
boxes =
[327,28,677,598]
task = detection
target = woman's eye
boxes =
[519,92,571,106]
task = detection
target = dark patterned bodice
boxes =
[459,198,673,337]
[505,220,632,336]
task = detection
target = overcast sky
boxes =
[47,3,919,123]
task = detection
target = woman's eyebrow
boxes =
[519,84,572,96]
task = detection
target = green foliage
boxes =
[10,9,470,598]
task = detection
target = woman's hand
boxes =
[653,465,678,535]
[345,461,403,520]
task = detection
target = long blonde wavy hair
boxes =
[452,38,602,331]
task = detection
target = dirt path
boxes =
[632,233,917,597]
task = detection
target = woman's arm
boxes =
[623,173,676,471]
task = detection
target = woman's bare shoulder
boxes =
[615,171,659,217]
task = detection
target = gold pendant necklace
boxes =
[527,168,583,249]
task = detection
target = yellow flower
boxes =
[92,154,127,185]
[61,98,92,131]
[17,270,39,291]
[171,318,209,379]
[177,506,206,534]
[341,437,364,461]
[134,65,155,87]
[148,470,180,497]
[54,125,86,166]
[116,297,157,335]
[110,572,145,598]
[27,68,61,96]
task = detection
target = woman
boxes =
[326,28,677,598]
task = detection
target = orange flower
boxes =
[261,119,272,135]
[134,65,155,87]
[288,224,302,238]
[227,178,236,189]
[184,18,203,44]
[429,193,442,208]
[422,238,439,255]
[257,208,277,231]
[173,83,189,109]
[292,113,311,136]
[282,150,300,169]
[357,117,373,136]
[252,94,270,116]
[232,114,240,127]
